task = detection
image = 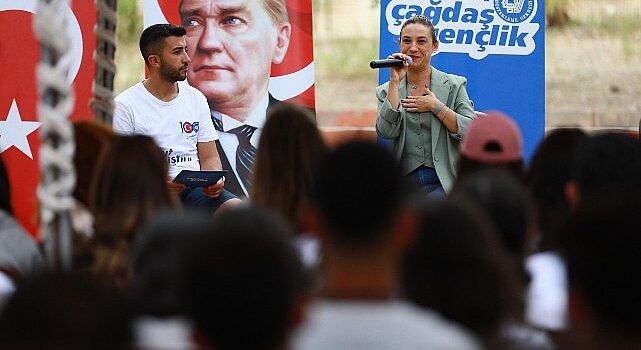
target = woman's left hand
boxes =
[400,90,439,113]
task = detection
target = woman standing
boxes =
[376,15,475,195]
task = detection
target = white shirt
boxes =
[134,316,196,350]
[211,92,268,195]
[291,300,481,350]
[525,251,568,331]
[113,81,218,179]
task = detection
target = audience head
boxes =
[178,206,304,350]
[89,135,174,288]
[311,140,405,249]
[450,169,535,263]
[527,128,587,250]
[90,134,174,244]
[401,200,514,342]
[130,210,211,317]
[72,120,116,208]
[566,132,641,208]
[458,111,525,183]
[564,190,641,347]
[0,272,132,349]
[252,104,326,230]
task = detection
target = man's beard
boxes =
[159,63,187,83]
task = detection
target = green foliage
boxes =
[114,0,144,94]
[117,0,143,44]
[590,15,641,58]
[315,38,379,77]
[546,0,571,27]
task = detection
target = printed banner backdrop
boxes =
[378,0,545,160]
[143,0,315,109]
[143,0,315,198]
[0,0,96,236]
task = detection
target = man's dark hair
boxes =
[311,140,405,246]
[457,156,525,185]
[0,272,132,349]
[401,200,514,340]
[178,207,304,350]
[571,132,641,196]
[139,23,186,66]
[130,210,212,317]
[564,189,641,339]
[450,169,534,261]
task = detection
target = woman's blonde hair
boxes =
[88,135,175,288]
[252,104,325,231]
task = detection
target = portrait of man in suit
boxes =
[179,0,292,197]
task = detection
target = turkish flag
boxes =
[149,0,315,109]
[0,2,96,237]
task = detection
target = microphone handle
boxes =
[369,59,405,69]
[369,57,412,69]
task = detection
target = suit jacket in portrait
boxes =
[214,95,289,198]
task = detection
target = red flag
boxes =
[0,2,96,237]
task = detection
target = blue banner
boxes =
[378,0,545,160]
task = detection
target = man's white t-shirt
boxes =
[113,81,218,179]
[291,300,481,350]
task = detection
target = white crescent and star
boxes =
[0,0,83,159]
[0,100,41,159]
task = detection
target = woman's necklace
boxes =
[410,80,430,90]
[410,83,430,91]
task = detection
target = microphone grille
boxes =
[406,56,413,65]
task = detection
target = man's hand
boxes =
[167,177,187,198]
[201,176,225,198]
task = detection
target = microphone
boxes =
[369,57,413,69]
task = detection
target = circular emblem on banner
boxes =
[0,0,83,83]
[493,0,536,23]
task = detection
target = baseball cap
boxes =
[460,111,523,164]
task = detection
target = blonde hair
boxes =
[252,104,325,230]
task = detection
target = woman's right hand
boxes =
[388,53,411,83]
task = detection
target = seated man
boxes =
[113,24,239,213]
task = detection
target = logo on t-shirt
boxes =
[164,148,192,166]
[180,121,200,134]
